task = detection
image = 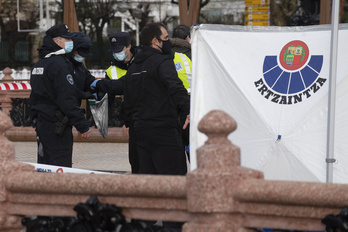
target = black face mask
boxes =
[160,39,172,54]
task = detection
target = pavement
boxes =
[14,141,131,174]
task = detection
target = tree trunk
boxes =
[320,0,345,24]
[63,0,79,32]
[179,0,201,26]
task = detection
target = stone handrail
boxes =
[1,109,348,231]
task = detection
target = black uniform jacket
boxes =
[99,46,139,96]
[28,36,90,133]
[70,58,96,101]
[123,45,190,129]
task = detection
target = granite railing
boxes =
[1,109,348,231]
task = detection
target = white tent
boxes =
[190,24,348,183]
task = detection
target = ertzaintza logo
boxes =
[254,40,326,104]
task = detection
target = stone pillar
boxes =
[1,68,14,83]
[0,110,34,231]
[183,110,264,232]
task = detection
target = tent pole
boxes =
[326,0,340,183]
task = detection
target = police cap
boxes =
[108,32,130,52]
[46,24,74,38]
[72,32,93,57]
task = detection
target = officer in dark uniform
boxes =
[70,32,96,101]
[105,32,139,173]
[93,32,139,173]
[29,24,91,168]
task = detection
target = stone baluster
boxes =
[0,111,34,231]
[1,68,14,83]
[184,110,264,232]
[0,68,13,115]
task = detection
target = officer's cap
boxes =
[72,32,93,57]
[46,24,74,38]
[108,32,130,52]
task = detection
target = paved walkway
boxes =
[14,142,131,174]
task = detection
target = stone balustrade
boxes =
[1,109,348,231]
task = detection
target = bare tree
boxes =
[171,0,209,26]
[73,0,119,67]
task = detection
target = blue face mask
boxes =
[113,50,127,61]
[74,54,85,63]
[64,41,74,53]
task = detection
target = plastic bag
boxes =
[88,94,108,138]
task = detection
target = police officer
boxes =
[70,32,97,101]
[105,32,137,80]
[104,32,140,173]
[170,24,191,59]
[104,32,137,125]
[29,24,91,168]
[170,25,192,161]
[173,52,191,94]
[172,51,192,161]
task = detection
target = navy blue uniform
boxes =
[29,36,90,167]
[70,58,96,101]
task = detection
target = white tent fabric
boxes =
[190,24,348,183]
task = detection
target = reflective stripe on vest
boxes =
[106,65,127,80]
[173,52,192,94]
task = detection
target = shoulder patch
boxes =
[32,67,44,75]
[66,74,74,85]
[175,62,184,71]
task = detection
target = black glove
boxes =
[82,91,96,100]
[97,91,106,101]
[96,79,108,93]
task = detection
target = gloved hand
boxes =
[82,91,96,100]
[94,79,108,100]
[90,79,99,90]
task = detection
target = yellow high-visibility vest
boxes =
[105,65,127,80]
[173,52,192,94]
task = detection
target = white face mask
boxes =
[74,54,85,63]
[64,41,74,53]
[113,49,128,61]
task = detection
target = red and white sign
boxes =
[0,83,31,90]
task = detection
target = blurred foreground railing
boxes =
[1,109,348,231]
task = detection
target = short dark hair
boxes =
[172,25,190,40]
[140,23,167,46]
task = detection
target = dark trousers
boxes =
[136,127,187,175]
[128,121,140,173]
[36,120,73,167]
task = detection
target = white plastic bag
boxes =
[88,94,108,138]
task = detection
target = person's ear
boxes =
[151,37,159,46]
[53,38,60,45]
